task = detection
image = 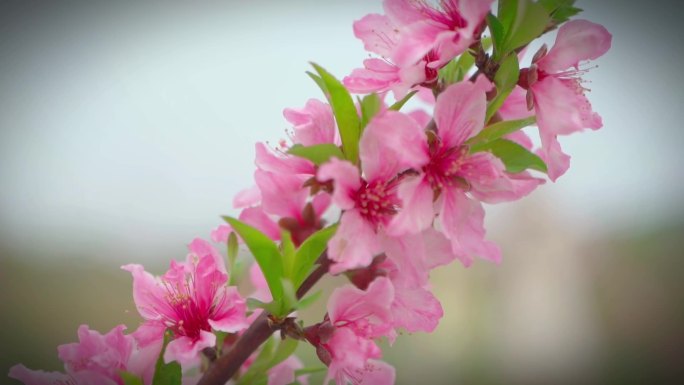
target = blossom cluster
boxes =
[10,1,611,384]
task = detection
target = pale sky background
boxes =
[0,0,682,265]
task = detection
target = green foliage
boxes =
[388,90,417,111]
[224,217,285,303]
[487,13,506,60]
[497,0,551,55]
[227,231,239,285]
[292,224,338,288]
[223,218,337,316]
[468,116,537,149]
[474,138,548,173]
[237,337,299,385]
[152,330,182,385]
[310,63,361,164]
[288,144,345,165]
[538,0,582,24]
[120,371,144,385]
[359,93,382,130]
[486,53,520,122]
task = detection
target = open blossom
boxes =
[122,238,248,369]
[317,110,428,274]
[283,98,340,147]
[9,325,144,385]
[308,277,395,385]
[388,76,542,266]
[344,0,493,97]
[520,19,612,180]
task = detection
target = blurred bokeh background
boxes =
[1,0,682,384]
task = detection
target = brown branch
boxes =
[197,254,330,385]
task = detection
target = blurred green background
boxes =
[1,0,682,384]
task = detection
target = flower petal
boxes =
[435,76,492,148]
[439,189,501,266]
[327,210,382,275]
[317,158,361,211]
[163,331,216,369]
[360,110,429,182]
[537,19,612,74]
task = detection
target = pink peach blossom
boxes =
[122,240,248,369]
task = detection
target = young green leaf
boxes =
[152,331,182,385]
[486,53,520,122]
[293,224,338,288]
[223,217,284,302]
[294,367,328,376]
[388,90,417,111]
[467,116,537,149]
[487,13,506,60]
[280,230,296,279]
[269,338,299,368]
[474,138,547,173]
[310,63,361,164]
[296,290,322,311]
[539,0,582,24]
[506,0,551,52]
[227,231,239,285]
[359,93,382,129]
[287,144,345,165]
[120,371,144,385]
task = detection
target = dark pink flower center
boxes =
[423,143,470,191]
[417,0,467,30]
[162,279,218,341]
[354,180,399,226]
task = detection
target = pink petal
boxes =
[254,142,315,175]
[210,224,232,244]
[353,14,400,57]
[239,206,281,241]
[8,365,73,385]
[317,158,361,211]
[462,152,542,203]
[328,277,394,338]
[188,237,226,274]
[387,176,434,236]
[498,86,534,121]
[283,99,337,146]
[325,328,383,384]
[538,133,571,182]
[439,188,501,266]
[392,20,449,67]
[383,0,426,25]
[131,321,166,348]
[255,170,308,219]
[391,285,443,333]
[163,331,216,369]
[359,110,429,182]
[537,19,612,74]
[533,76,602,137]
[344,59,401,95]
[327,210,382,275]
[435,76,493,148]
[249,263,272,302]
[233,185,262,209]
[209,286,249,333]
[408,109,431,127]
[121,264,168,321]
[357,360,396,385]
[268,356,304,385]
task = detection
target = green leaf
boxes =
[215,330,229,356]
[388,90,417,111]
[247,298,282,314]
[269,338,299,368]
[295,290,322,311]
[311,63,361,164]
[152,330,182,385]
[280,230,296,279]
[486,53,519,122]
[359,93,382,129]
[538,0,582,23]
[294,367,328,376]
[224,217,284,302]
[287,143,345,165]
[487,13,506,60]
[227,231,239,285]
[120,371,144,385]
[279,278,298,316]
[499,0,551,53]
[293,224,338,288]
[474,138,547,173]
[468,116,537,149]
